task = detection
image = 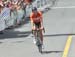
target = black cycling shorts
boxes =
[34,22,41,28]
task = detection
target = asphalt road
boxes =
[0,0,75,57]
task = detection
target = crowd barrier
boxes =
[0,0,56,31]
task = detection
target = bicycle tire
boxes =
[36,30,43,53]
[38,44,42,53]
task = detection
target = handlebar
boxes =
[32,27,45,34]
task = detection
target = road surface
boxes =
[0,0,75,57]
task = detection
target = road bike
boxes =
[32,25,45,53]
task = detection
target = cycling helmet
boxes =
[32,7,37,11]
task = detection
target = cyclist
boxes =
[30,7,44,45]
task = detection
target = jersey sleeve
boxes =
[39,11,42,18]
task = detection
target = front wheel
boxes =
[38,44,42,53]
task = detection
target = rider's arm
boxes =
[31,20,34,28]
[39,11,43,27]
[30,13,34,28]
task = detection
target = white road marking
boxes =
[52,6,75,9]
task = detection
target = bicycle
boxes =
[32,25,45,53]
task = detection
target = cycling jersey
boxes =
[30,11,42,23]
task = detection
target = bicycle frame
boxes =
[32,27,43,53]
[34,29,43,53]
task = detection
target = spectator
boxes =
[23,0,32,5]
[16,2,24,25]
[0,1,5,34]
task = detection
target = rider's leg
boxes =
[40,30,43,45]
[32,24,37,44]
[33,31,37,44]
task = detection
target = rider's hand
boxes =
[32,26,35,34]
[40,26,45,33]
[40,26,44,30]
